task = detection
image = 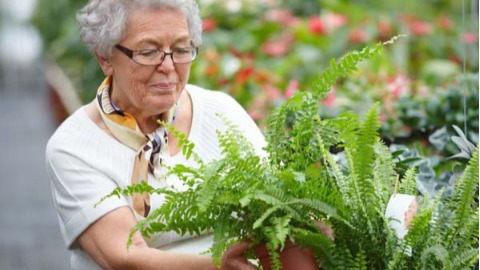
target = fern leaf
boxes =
[398,167,418,195]
[312,41,385,99]
[352,247,367,270]
[253,205,283,229]
[211,221,229,266]
[272,215,292,251]
[162,121,202,164]
[420,244,451,269]
[445,147,479,248]
[196,161,225,212]
[293,228,336,268]
[95,181,168,207]
[341,103,381,240]
[450,248,479,269]
[287,198,351,228]
[373,141,397,208]
[351,102,380,191]
[316,133,351,202]
[265,238,282,270]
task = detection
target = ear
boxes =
[94,52,114,76]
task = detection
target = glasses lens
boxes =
[173,48,196,64]
[131,47,197,65]
[133,50,163,65]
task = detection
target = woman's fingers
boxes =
[220,242,256,270]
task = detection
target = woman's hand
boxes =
[314,220,335,240]
[220,242,257,270]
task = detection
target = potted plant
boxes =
[101,38,478,269]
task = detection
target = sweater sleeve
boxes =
[45,111,130,249]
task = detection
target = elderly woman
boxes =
[45,0,264,269]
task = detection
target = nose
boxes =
[156,53,175,72]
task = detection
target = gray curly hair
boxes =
[76,0,203,57]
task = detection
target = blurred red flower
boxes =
[348,27,369,43]
[263,84,282,100]
[264,8,300,27]
[437,16,453,31]
[408,20,433,36]
[462,32,479,44]
[309,16,326,35]
[284,80,299,98]
[205,64,219,76]
[202,18,217,32]
[322,89,336,107]
[216,78,229,87]
[377,18,392,37]
[323,12,348,31]
[235,66,255,84]
[387,75,410,98]
[248,94,268,121]
[261,33,294,57]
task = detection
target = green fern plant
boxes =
[100,36,479,269]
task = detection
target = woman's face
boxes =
[105,7,192,120]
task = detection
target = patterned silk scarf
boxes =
[95,76,177,218]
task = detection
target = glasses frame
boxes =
[114,44,198,66]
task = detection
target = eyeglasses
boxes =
[114,44,198,66]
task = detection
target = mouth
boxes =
[150,82,177,91]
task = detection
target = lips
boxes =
[150,82,177,92]
[152,82,176,88]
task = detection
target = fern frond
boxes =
[403,197,438,252]
[293,228,336,268]
[419,244,452,269]
[450,248,479,269]
[211,220,230,266]
[162,121,202,163]
[95,181,169,207]
[350,103,380,197]
[271,215,292,250]
[264,102,289,166]
[195,161,225,212]
[265,239,282,270]
[264,37,395,169]
[444,147,479,248]
[386,247,408,270]
[254,188,287,206]
[287,198,351,228]
[352,247,367,270]
[398,166,418,195]
[451,209,479,254]
[312,42,385,99]
[341,103,381,240]
[252,205,284,230]
[167,163,203,186]
[373,141,398,209]
[316,133,351,202]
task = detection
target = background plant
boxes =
[32,0,478,184]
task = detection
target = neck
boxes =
[108,82,175,134]
[137,116,163,134]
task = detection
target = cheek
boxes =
[128,68,153,98]
[178,64,191,84]
[127,76,140,97]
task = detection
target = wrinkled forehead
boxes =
[122,7,190,44]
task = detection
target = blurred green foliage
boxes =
[32,0,478,180]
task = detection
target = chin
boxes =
[153,99,176,112]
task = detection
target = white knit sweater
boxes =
[46,85,266,269]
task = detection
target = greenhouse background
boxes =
[0,0,478,269]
